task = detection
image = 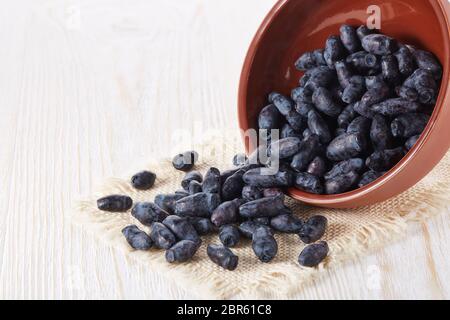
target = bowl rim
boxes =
[238,0,450,206]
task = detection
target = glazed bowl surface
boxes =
[238,0,450,208]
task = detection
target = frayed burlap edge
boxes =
[72,151,450,300]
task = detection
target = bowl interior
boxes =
[239,0,450,207]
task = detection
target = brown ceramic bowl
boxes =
[238,0,450,208]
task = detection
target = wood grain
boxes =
[0,0,448,299]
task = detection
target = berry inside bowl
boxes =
[238,0,450,208]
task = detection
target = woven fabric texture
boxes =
[73,136,450,299]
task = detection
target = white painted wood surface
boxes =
[0,0,449,300]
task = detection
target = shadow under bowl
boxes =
[238,0,450,208]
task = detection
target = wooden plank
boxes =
[0,0,448,299]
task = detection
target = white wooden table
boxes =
[0,0,449,300]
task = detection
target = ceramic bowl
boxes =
[238,0,450,208]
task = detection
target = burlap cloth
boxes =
[73,135,450,299]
